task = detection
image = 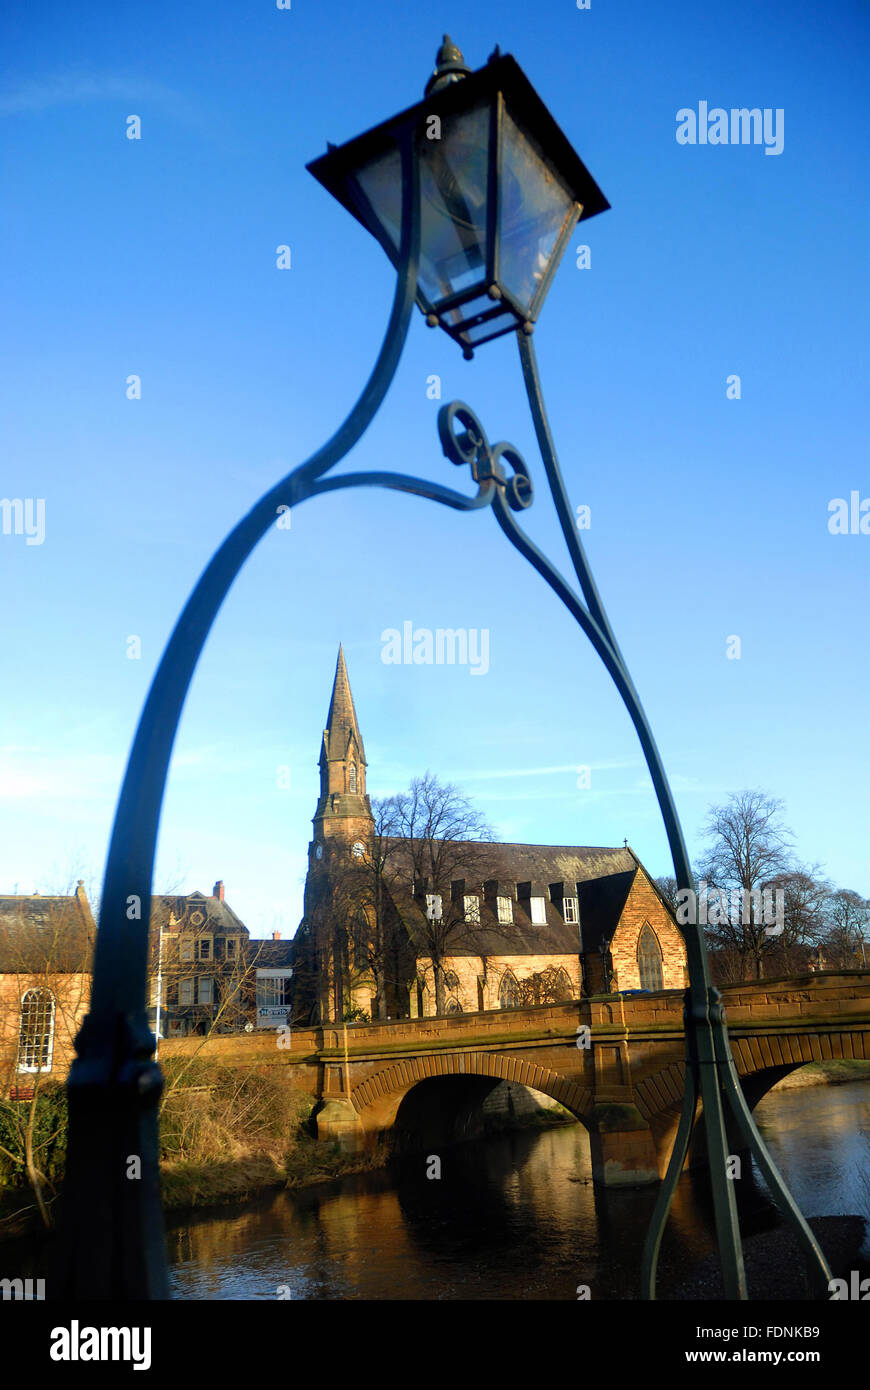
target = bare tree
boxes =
[762,866,830,974]
[655,875,681,916]
[380,772,497,1016]
[822,889,870,970]
[698,790,795,979]
[515,965,574,1007]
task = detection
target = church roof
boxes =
[323,644,366,765]
[383,841,640,956]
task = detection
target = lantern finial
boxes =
[424,35,471,95]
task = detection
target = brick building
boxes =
[0,878,293,1088]
[292,648,688,1023]
[148,884,293,1037]
[0,884,95,1096]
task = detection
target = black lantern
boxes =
[307,37,609,358]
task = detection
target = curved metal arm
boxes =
[92,131,421,1022]
[514,342,832,1300]
[310,469,496,513]
[434,351,833,1302]
[56,128,424,1300]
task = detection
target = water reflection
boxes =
[165,1081,870,1300]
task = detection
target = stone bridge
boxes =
[162,971,870,1186]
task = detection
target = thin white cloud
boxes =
[0,72,199,122]
[455,760,640,782]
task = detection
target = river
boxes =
[165,1079,870,1300]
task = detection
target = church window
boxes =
[348,764,357,792]
[18,989,55,1072]
[563,896,578,923]
[499,971,520,1009]
[530,896,547,925]
[637,924,664,991]
[497,896,513,925]
[445,997,462,1014]
[553,968,573,1001]
[464,894,480,924]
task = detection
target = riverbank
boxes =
[161,1086,575,1212]
[666,1215,869,1299]
[160,1137,385,1213]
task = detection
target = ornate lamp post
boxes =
[56,37,832,1301]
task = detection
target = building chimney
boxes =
[272,931,281,941]
[213,880,225,901]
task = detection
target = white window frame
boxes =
[179,936,194,963]
[198,976,214,1005]
[563,896,579,924]
[256,971,292,1009]
[464,894,480,924]
[225,937,237,960]
[530,896,547,925]
[17,989,56,1073]
[178,978,194,1006]
[497,896,513,925]
[197,935,213,962]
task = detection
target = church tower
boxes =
[298,646,375,1023]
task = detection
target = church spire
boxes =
[324,644,366,765]
[311,645,372,843]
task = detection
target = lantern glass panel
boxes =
[355,101,491,306]
[497,106,577,317]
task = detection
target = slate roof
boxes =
[151,892,250,936]
[251,939,295,968]
[382,841,639,957]
[0,887,96,973]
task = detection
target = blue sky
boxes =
[1,0,868,936]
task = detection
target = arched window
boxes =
[18,989,55,1073]
[552,967,573,1002]
[499,971,520,1009]
[348,764,357,792]
[445,997,463,1015]
[637,924,664,991]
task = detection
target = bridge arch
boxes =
[633,1026,870,1175]
[350,1051,593,1124]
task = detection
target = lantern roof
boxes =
[308,50,609,236]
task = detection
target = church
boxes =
[291,648,688,1024]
